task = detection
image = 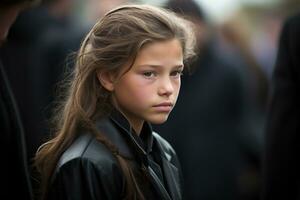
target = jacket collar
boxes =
[95,110,181,200]
[95,109,153,158]
[109,109,153,154]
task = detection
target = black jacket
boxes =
[48,111,183,200]
[0,61,33,200]
[263,13,300,200]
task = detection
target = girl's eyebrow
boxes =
[138,64,184,69]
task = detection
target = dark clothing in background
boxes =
[0,7,61,162]
[154,40,260,200]
[48,110,183,200]
[0,61,33,200]
[263,13,300,200]
[0,6,86,162]
[30,24,86,149]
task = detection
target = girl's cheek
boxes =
[135,86,153,99]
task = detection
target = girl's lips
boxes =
[154,102,173,107]
[153,102,173,112]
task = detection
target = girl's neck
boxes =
[130,121,144,135]
[112,101,144,136]
[121,112,144,135]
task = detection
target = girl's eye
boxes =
[143,71,156,78]
[170,70,183,77]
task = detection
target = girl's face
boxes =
[111,39,184,133]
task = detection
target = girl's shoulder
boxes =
[49,133,124,199]
[55,133,120,175]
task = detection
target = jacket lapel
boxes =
[95,118,133,158]
[96,117,182,200]
[154,138,182,200]
[144,164,172,200]
[160,157,181,200]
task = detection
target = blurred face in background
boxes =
[0,3,27,45]
[187,16,209,52]
[85,0,127,23]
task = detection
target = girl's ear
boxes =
[97,71,115,91]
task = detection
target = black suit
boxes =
[0,61,33,200]
[263,13,300,200]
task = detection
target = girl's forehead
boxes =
[114,39,183,77]
[135,39,183,62]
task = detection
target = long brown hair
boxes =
[34,4,196,200]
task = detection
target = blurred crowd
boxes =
[1,0,299,199]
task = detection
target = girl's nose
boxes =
[158,77,174,97]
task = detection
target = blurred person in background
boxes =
[28,0,87,160]
[0,0,39,199]
[0,0,87,163]
[250,10,283,82]
[263,12,300,200]
[153,0,262,199]
[85,0,128,24]
[219,15,269,118]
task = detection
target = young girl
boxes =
[34,4,196,200]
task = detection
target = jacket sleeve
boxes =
[48,157,124,200]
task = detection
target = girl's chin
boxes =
[148,115,169,124]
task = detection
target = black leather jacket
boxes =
[48,110,183,200]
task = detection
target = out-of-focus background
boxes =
[1,0,299,199]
